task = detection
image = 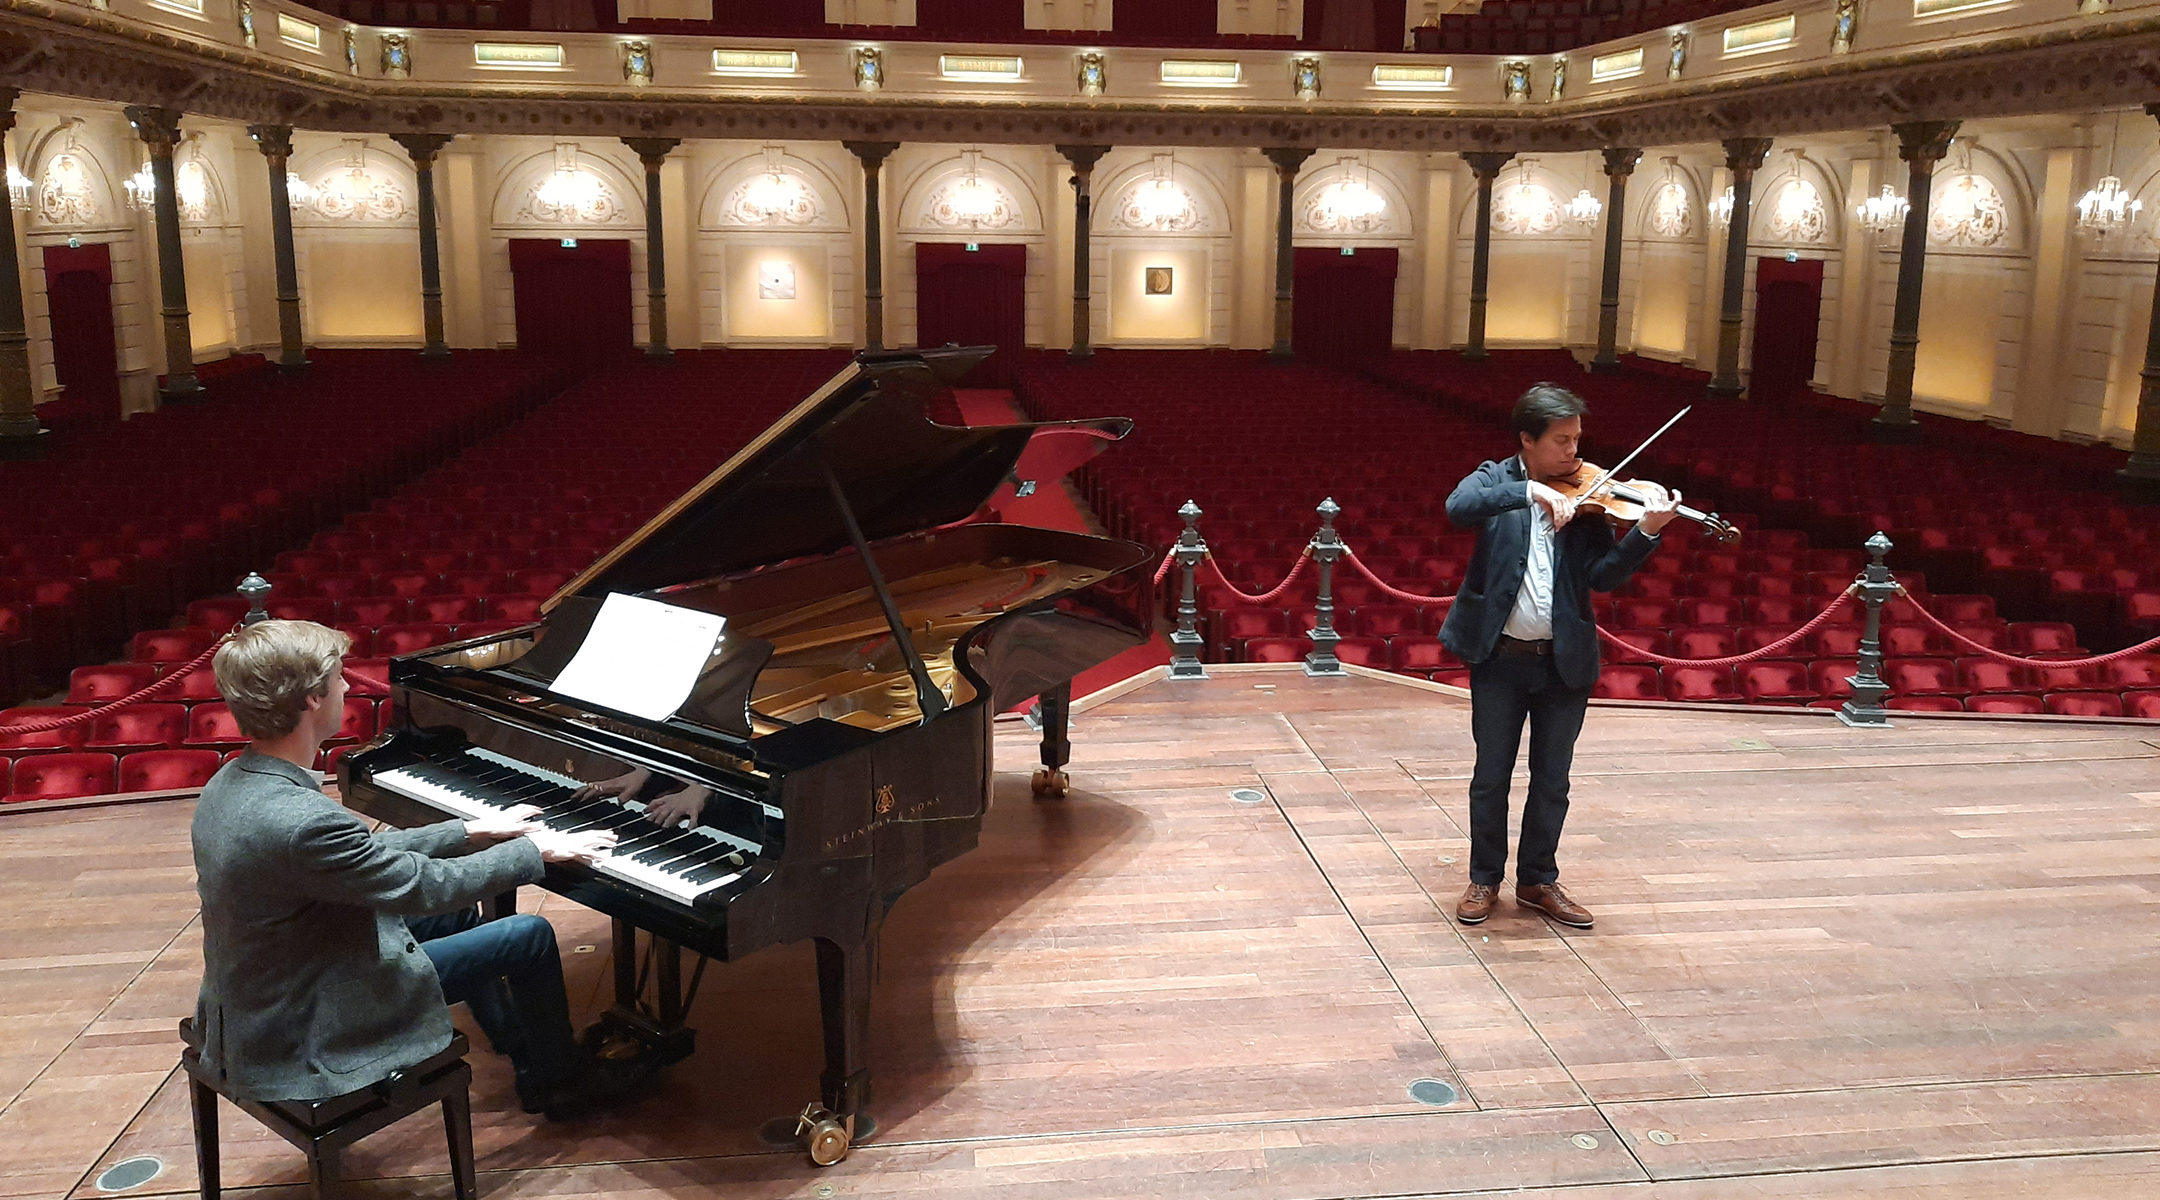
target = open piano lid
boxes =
[548,345,1133,609]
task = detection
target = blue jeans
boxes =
[1466,650,1592,888]
[407,909,576,1099]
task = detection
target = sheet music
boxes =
[549,593,727,722]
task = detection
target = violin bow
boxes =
[1578,404,1691,501]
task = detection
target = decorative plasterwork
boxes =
[724,168,821,226]
[13,6,2160,152]
[1765,176,1828,242]
[1108,164,1212,233]
[35,150,100,225]
[921,174,1020,230]
[1929,171,2009,247]
[1647,179,1693,237]
[1493,177,1563,235]
[1296,159,1404,237]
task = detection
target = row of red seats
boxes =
[1,742,376,804]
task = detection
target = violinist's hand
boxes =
[645,785,713,830]
[573,767,651,804]
[1528,481,1576,530]
[1637,484,1682,536]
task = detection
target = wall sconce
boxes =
[854,46,883,91]
[237,0,257,48]
[1291,56,1320,101]
[1077,50,1105,97]
[380,33,412,79]
[623,39,653,85]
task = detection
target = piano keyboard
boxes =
[371,746,754,906]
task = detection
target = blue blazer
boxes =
[1437,456,1661,688]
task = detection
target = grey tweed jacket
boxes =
[190,751,545,1101]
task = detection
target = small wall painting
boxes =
[1145,266,1173,295]
[759,261,797,300]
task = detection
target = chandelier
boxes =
[174,158,211,220]
[536,145,605,213]
[1309,156,1387,231]
[1565,186,1603,226]
[286,176,320,210]
[1854,184,1908,236]
[6,164,26,207]
[2078,111,2143,240]
[123,160,157,213]
[944,150,1000,224]
[1708,184,1734,229]
[1130,153,1196,228]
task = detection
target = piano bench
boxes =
[176,1017,477,1200]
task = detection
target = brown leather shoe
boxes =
[1456,883,1498,924]
[1515,883,1593,928]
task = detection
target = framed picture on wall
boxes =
[1145,266,1173,295]
[759,261,797,300]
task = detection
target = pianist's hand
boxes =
[645,785,713,829]
[573,767,651,804]
[463,804,543,847]
[528,827,618,865]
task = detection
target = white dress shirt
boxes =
[1501,476,1556,641]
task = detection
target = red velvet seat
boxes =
[2044,692,2124,718]
[119,748,224,792]
[2103,655,2160,690]
[373,623,455,657]
[510,568,575,595]
[1809,626,1865,657]
[1686,573,1746,599]
[5,752,117,802]
[1213,608,1288,659]
[1600,628,1666,665]
[2007,622,2081,655]
[1612,599,1677,629]
[1887,695,1964,713]
[1884,658,1960,696]
[1879,625,1938,657]
[1389,639,1451,675]
[1737,661,1815,703]
[1357,605,1421,639]
[1966,694,2045,715]
[338,596,411,627]
[1808,658,1861,700]
[130,628,218,664]
[266,597,339,624]
[1932,594,1999,623]
[1670,628,1735,660]
[1744,596,1813,626]
[1956,658,2028,694]
[1664,665,1741,703]
[485,595,546,625]
[438,571,505,599]
[304,571,376,601]
[1243,636,1307,664]
[1333,636,1389,668]
[2027,657,2101,692]
[1622,574,1682,599]
[377,571,436,599]
[1677,598,1745,627]
[332,698,379,743]
[68,663,159,705]
[169,665,224,703]
[411,596,483,626]
[1735,624,1806,658]
[184,703,249,751]
[1593,665,1661,700]
[2125,690,2160,720]
[0,706,90,754]
[343,658,394,697]
[185,597,252,630]
[85,702,188,754]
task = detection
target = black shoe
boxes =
[520,1047,660,1120]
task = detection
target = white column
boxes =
[1415,157,1454,348]
[2013,142,2080,436]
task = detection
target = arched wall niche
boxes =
[1089,150,1236,347]
[489,142,643,228]
[699,148,851,230]
[894,149,1046,235]
[1290,155,1414,242]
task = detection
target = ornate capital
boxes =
[390,132,454,168]
[1601,147,1643,177]
[1263,146,1315,177]
[1892,119,1960,165]
[0,86,17,135]
[843,139,899,170]
[1056,143,1110,175]
[621,136,679,170]
[247,123,293,160]
[1462,150,1516,183]
[124,105,184,154]
[1722,136,1773,176]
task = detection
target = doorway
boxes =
[1292,246,1400,365]
[1750,257,1825,402]
[507,238,634,368]
[41,243,122,426]
[914,242,1027,387]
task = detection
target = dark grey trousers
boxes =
[1466,650,1592,887]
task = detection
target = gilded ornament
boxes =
[1830,0,1858,55]
[1292,56,1320,101]
[381,33,411,80]
[853,47,883,91]
[1077,51,1105,97]
[237,0,256,48]
[1502,61,1531,102]
[1667,31,1689,80]
[1766,176,1828,243]
[1548,57,1568,102]
[343,28,359,74]
[1928,172,2008,247]
[623,40,653,86]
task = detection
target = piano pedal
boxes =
[584,1011,696,1068]
[1030,767,1069,799]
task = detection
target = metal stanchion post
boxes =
[1304,498,1346,677]
[1838,532,1895,727]
[1168,501,1209,680]
[238,572,273,626]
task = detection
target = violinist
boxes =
[1438,383,1680,930]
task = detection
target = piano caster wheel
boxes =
[795,1103,852,1167]
[1030,768,1069,799]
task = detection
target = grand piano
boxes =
[341,347,1152,1163]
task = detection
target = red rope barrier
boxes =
[1897,589,2160,669]
[1152,546,1179,587]
[1597,585,1858,668]
[0,645,221,734]
[344,668,391,693]
[1339,549,1457,607]
[1199,548,1313,607]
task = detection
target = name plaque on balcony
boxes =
[277,12,321,50]
[1722,14,1798,55]
[712,48,799,76]
[1371,64,1454,90]
[939,55,1024,82]
[1591,47,1644,81]
[474,42,567,68]
[1160,60,1241,87]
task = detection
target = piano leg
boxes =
[807,932,876,1164]
[1030,680,1072,799]
[590,919,697,1066]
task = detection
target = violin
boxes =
[1549,461,1741,544]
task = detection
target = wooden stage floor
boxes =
[6,667,2160,1199]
